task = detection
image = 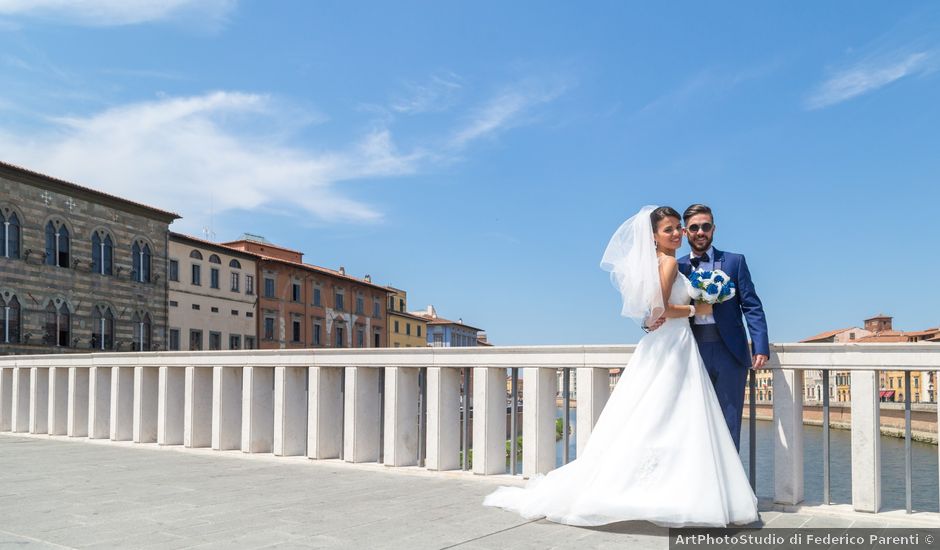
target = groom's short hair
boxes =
[683,204,713,222]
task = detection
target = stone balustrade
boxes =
[0,343,938,516]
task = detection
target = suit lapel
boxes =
[711,247,724,273]
[678,255,691,276]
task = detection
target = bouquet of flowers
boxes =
[689,269,736,304]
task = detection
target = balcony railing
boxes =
[0,343,938,517]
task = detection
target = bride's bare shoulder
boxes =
[657,254,678,271]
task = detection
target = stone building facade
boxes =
[386,286,427,348]
[0,161,178,354]
[410,305,482,348]
[167,233,258,351]
[223,235,389,349]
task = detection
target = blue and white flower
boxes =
[689,268,736,305]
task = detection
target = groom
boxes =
[678,204,769,451]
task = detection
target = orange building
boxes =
[223,235,389,349]
[800,315,939,404]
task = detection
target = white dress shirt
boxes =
[690,246,716,325]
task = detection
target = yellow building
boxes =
[385,286,427,348]
[857,316,939,403]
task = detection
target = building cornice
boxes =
[0,161,180,223]
[169,233,260,261]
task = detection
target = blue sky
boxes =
[1,1,938,345]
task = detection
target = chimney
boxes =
[427,305,436,318]
[458,317,463,324]
[364,274,371,283]
[339,266,346,275]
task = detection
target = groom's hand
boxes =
[645,316,666,332]
[751,354,768,369]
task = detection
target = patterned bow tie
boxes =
[690,253,710,268]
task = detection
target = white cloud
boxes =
[0,0,236,27]
[360,74,570,156]
[389,74,463,115]
[806,51,931,110]
[450,79,569,148]
[635,63,778,119]
[0,91,423,230]
[0,75,568,232]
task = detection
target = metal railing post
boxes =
[748,368,756,491]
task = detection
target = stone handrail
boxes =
[0,343,938,516]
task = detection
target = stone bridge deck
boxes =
[1,435,936,549]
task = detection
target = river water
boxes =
[553,409,939,513]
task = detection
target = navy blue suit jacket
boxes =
[678,248,769,368]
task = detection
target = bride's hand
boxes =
[695,301,713,316]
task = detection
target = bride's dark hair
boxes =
[650,206,681,231]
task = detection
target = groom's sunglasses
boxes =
[687,223,714,234]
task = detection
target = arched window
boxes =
[92,232,114,275]
[132,241,152,283]
[43,301,70,347]
[0,210,20,259]
[91,305,114,351]
[132,311,152,351]
[189,250,203,260]
[1,294,20,344]
[45,221,70,268]
[43,303,56,345]
[8,213,19,259]
[229,259,241,269]
[209,254,221,264]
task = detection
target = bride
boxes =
[483,205,759,528]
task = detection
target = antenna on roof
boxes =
[208,194,216,241]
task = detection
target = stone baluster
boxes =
[184,366,212,448]
[11,367,29,433]
[307,366,343,459]
[48,367,68,436]
[426,367,460,471]
[851,369,881,513]
[212,366,242,450]
[88,367,111,438]
[0,368,12,432]
[383,366,419,467]
[575,367,610,456]
[242,366,274,453]
[522,367,556,477]
[773,368,804,505]
[133,367,158,443]
[67,367,89,437]
[158,366,185,445]
[471,367,505,475]
[344,366,380,463]
[28,367,49,434]
[110,366,134,441]
[274,366,307,456]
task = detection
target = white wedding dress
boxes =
[483,271,759,527]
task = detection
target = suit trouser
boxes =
[692,323,749,451]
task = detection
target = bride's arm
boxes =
[658,256,695,319]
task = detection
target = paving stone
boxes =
[0,434,935,550]
[762,513,813,528]
[800,515,857,528]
